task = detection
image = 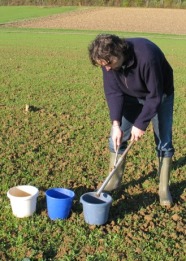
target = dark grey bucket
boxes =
[80,192,112,225]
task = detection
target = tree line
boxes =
[1,0,186,8]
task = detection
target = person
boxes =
[88,34,174,207]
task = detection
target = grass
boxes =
[0,6,81,23]
[0,7,186,261]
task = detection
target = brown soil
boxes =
[7,7,186,35]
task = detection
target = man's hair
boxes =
[88,34,130,66]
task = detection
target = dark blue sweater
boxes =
[102,38,174,131]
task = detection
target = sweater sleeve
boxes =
[134,59,163,130]
[102,67,124,123]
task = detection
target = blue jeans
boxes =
[109,93,174,158]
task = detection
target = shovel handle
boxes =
[96,140,134,197]
[117,139,134,162]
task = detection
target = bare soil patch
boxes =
[7,7,186,35]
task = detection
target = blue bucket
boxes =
[46,188,75,220]
[80,192,112,225]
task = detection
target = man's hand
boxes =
[112,125,123,152]
[131,126,144,141]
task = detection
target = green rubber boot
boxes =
[104,152,126,191]
[158,157,173,207]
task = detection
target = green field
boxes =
[0,7,186,261]
[0,6,80,23]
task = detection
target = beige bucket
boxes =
[7,185,39,218]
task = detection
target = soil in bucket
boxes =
[9,187,31,197]
[80,192,112,225]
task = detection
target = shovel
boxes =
[96,140,134,197]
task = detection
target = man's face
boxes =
[97,55,124,71]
